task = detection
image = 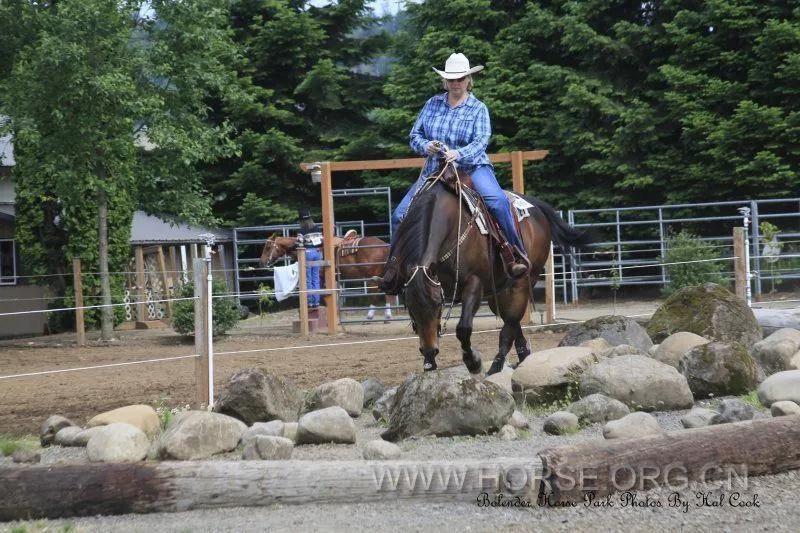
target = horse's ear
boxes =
[269,232,277,240]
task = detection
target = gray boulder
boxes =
[54,426,83,447]
[678,341,761,397]
[40,415,76,447]
[580,355,694,411]
[296,406,357,444]
[559,315,653,353]
[771,401,800,417]
[485,366,513,394]
[242,436,294,460]
[88,404,161,439]
[681,407,719,429]
[214,368,305,424]
[498,424,519,441]
[381,371,515,441]
[282,422,298,442]
[157,411,246,460]
[361,377,386,407]
[87,423,149,463]
[362,440,402,460]
[12,449,41,464]
[372,387,397,422]
[757,370,800,406]
[543,411,579,435]
[304,378,365,417]
[751,328,800,376]
[242,420,285,447]
[507,410,530,429]
[567,393,630,425]
[709,399,755,425]
[511,347,599,404]
[579,338,613,353]
[647,283,762,348]
[651,332,710,368]
[603,412,662,440]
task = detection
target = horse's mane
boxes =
[387,180,444,270]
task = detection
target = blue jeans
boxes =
[305,248,322,307]
[391,165,525,252]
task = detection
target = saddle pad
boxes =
[507,192,535,222]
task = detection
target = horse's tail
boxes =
[522,195,595,251]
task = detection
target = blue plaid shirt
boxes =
[409,93,492,177]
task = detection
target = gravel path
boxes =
[4,400,796,532]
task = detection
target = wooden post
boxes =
[193,258,210,408]
[168,246,179,288]
[545,242,556,323]
[320,161,339,334]
[72,258,86,346]
[134,245,146,322]
[511,150,524,194]
[734,227,747,301]
[157,246,172,318]
[297,246,309,336]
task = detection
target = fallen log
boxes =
[0,458,542,521]
[538,414,800,504]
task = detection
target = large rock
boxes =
[757,370,800,406]
[599,344,646,358]
[511,347,599,404]
[87,423,149,463]
[362,440,401,460]
[40,415,76,447]
[381,371,515,441]
[651,332,710,368]
[241,436,294,460]
[485,366,513,394]
[88,405,161,438]
[647,283,762,348]
[242,421,285,447]
[751,328,800,376]
[73,427,104,447]
[543,412,579,435]
[567,393,630,425]
[771,401,800,417]
[296,406,357,444]
[560,315,653,353]
[214,368,305,424]
[54,426,83,447]
[709,399,755,425]
[603,412,662,440]
[580,355,693,411]
[304,378,365,417]
[681,407,718,429]
[157,411,246,460]
[678,342,761,397]
[361,378,386,407]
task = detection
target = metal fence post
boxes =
[193,258,210,408]
[737,208,753,307]
[750,200,762,297]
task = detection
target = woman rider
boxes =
[390,52,530,279]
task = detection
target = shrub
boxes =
[171,281,240,337]
[661,231,729,295]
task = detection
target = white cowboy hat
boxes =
[432,53,484,79]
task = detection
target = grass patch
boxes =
[739,390,764,410]
[0,434,39,457]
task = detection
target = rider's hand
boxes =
[444,150,459,163]
[425,142,439,155]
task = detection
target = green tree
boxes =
[1,0,250,338]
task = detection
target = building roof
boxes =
[130,211,232,245]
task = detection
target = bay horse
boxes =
[378,167,592,375]
[260,234,397,320]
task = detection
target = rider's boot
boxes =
[499,242,530,279]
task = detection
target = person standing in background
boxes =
[297,208,322,308]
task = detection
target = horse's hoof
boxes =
[486,358,505,376]
[463,349,482,374]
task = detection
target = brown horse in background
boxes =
[260,234,397,321]
[378,170,593,375]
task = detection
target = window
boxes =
[0,240,16,285]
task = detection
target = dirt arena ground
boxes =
[0,309,574,436]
